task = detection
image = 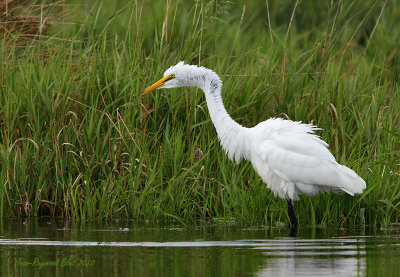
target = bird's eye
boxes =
[165,74,175,81]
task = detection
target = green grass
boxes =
[0,0,399,227]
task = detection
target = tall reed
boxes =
[0,0,399,226]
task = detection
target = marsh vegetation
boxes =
[0,0,399,227]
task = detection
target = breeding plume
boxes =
[140,61,366,228]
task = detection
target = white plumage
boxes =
[140,61,366,227]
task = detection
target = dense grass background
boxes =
[0,0,399,227]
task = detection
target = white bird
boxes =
[139,61,366,228]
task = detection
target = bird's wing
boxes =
[252,119,365,196]
[258,138,336,185]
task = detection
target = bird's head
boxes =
[139,61,216,96]
[139,61,189,97]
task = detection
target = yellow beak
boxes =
[139,75,174,97]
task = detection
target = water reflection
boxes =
[256,238,366,277]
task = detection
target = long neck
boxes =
[201,75,250,163]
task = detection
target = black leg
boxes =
[287,199,298,229]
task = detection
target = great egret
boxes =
[139,61,366,228]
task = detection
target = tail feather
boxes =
[338,165,366,195]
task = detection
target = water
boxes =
[0,219,399,276]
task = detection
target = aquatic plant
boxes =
[0,0,399,227]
